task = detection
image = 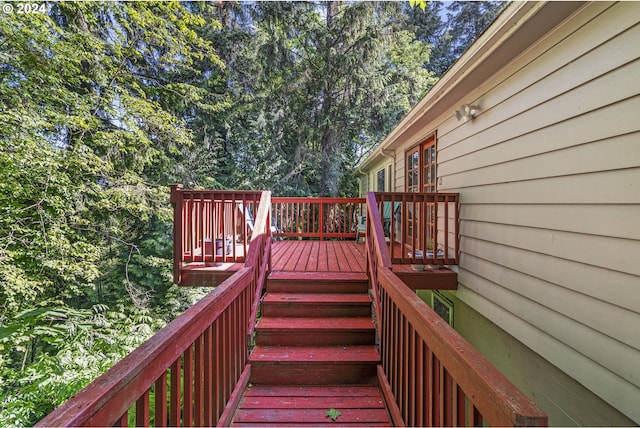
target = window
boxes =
[377,168,386,192]
[405,136,436,192]
[406,150,420,193]
[422,143,436,192]
[432,291,454,326]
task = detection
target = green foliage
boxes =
[0,303,155,426]
[326,408,342,421]
[0,2,223,425]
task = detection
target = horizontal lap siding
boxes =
[437,2,640,423]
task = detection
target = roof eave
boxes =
[357,1,586,173]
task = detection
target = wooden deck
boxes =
[180,240,456,290]
[38,192,549,427]
[272,240,366,272]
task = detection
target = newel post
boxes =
[170,184,184,285]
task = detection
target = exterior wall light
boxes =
[454,104,479,122]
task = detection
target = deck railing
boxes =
[365,192,547,427]
[170,185,263,283]
[36,191,273,427]
[38,189,547,427]
[374,192,459,265]
[271,197,365,240]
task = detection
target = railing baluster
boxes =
[437,358,444,426]
[203,325,213,426]
[408,324,416,427]
[427,347,434,425]
[155,372,168,427]
[444,367,453,426]
[170,358,181,427]
[443,195,449,264]
[287,201,291,235]
[199,192,205,263]
[385,291,391,381]
[468,400,482,427]
[433,194,439,265]
[420,196,426,263]
[136,390,150,427]
[117,412,128,427]
[417,338,425,427]
[194,336,203,427]
[234,297,240,386]
[402,316,409,423]
[450,195,457,263]
[189,193,195,264]
[184,345,193,427]
[222,309,230,420]
[319,200,324,240]
[230,299,238,397]
[230,197,236,261]
[212,317,221,421]
[390,304,397,399]
[454,381,465,426]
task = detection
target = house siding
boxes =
[362,2,640,424]
[437,2,640,423]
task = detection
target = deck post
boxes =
[170,184,184,285]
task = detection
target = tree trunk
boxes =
[319,127,340,196]
[318,0,340,197]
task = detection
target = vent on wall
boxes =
[432,291,454,326]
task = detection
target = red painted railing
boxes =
[365,192,547,427]
[36,191,273,427]
[271,197,365,240]
[38,189,546,427]
[170,186,263,283]
[374,192,459,265]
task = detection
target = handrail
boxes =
[365,192,391,330]
[365,192,547,427]
[246,191,271,338]
[36,190,273,427]
[271,197,365,240]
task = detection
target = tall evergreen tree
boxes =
[0,3,220,424]
[222,1,436,196]
[446,1,504,59]
[408,1,503,77]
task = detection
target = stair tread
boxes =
[242,385,382,397]
[263,293,371,304]
[233,408,390,424]
[258,317,374,330]
[268,271,368,282]
[250,345,379,363]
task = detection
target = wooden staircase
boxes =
[231,272,391,426]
